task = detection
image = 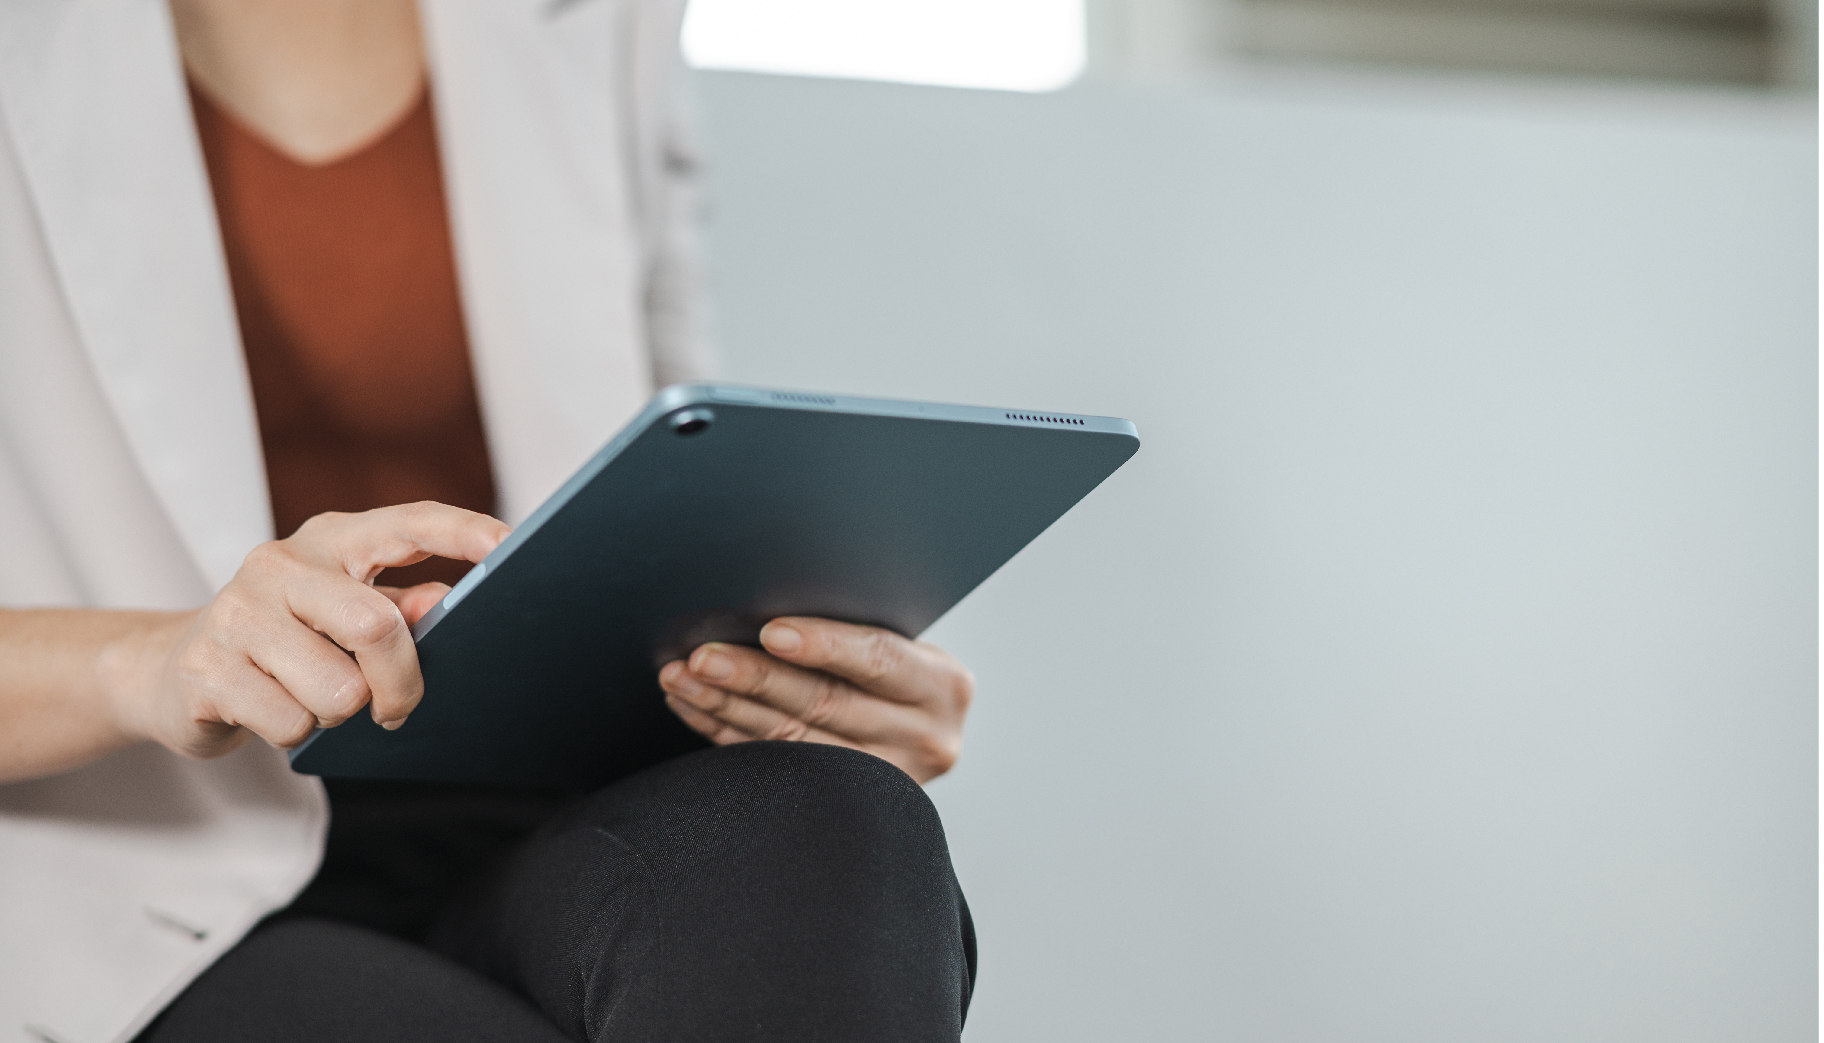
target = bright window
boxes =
[681,0,1086,93]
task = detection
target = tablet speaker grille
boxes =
[1006,413,1086,426]
[771,392,837,406]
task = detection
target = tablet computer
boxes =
[288,384,1139,789]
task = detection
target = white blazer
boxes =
[0,1,710,1039]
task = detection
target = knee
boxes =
[692,740,937,836]
[592,741,953,878]
[545,744,972,1037]
[713,739,929,812]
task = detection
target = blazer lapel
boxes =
[422,0,656,526]
[0,0,655,569]
[0,0,271,590]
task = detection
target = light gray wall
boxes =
[691,70,1818,1042]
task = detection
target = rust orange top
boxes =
[189,79,495,589]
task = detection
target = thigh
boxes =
[136,918,570,1043]
[431,741,976,1043]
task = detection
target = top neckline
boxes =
[185,75,431,171]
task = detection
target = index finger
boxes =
[291,502,510,583]
[757,617,958,705]
[282,572,424,728]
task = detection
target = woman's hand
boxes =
[658,618,974,784]
[111,502,508,760]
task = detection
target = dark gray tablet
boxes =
[288,384,1139,789]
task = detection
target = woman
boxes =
[0,2,976,1040]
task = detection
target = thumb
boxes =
[376,582,452,627]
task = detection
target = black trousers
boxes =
[139,742,976,1043]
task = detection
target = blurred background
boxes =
[679,4,1815,1040]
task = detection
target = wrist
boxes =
[91,611,192,748]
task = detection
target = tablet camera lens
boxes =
[669,408,714,437]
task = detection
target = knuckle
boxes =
[239,540,291,576]
[292,511,348,541]
[915,730,961,775]
[861,631,900,682]
[390,501,444,531]
[338,597,403,650]
[271,711,317,750]
[173,640,221,688]
[949,667,976,711]
[803,676,843,727]
[324,672,372,720]
[740,655,772,695]
[169,721,241,761]
[701,684,735,713]
[207,587,258,633]
[173,688,217,741]
[765,717,811,742]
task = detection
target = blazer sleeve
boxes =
[632,0,718,387]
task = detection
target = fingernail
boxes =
[695,650,735,682]
[670,677,709,706]
[381,716,408,731]
[659,661,685,686]
[762,624,802,654]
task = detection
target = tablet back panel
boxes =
[290,386,1138,789]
